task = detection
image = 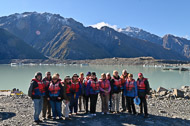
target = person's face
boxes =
[86,75,90,79]
[91,75,96,79]
[128,76,133,80]
[106,74,111,79]
[66,79,70,83]
[114,72,118,77]
[52,78,57,83]
[80,74,84,78]
[57,75,60,79]
[124,71,127,76]
[101,75,106,79]
[139,75,143,79]
[46,73,51,78]
[37,75,41,80]
[73,76,78,80]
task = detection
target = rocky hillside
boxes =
[0,28,46,59]
[120,27,190,59]
[163,34,190,58]
[0,12,188,60]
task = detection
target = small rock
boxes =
[173,89,184,98]
[159,91,167,96]
[159,110,167,114]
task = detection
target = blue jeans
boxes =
[33,97,43,121]
[50,100,62,118]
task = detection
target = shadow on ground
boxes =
[0,112,16,121]
[34,112,190,126]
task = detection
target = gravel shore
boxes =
[0,92,190,126]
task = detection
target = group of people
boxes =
[28,70,150,124]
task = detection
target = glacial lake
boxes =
[0,64,190,93]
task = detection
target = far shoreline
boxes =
[1,57,190,66]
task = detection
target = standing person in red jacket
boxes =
[47,74,64,120]
[106,73,112,112]
[62,76,72,120]
[78,72,85,112]
[86,72,100,116]
[42,72,52,120]
[137,73,150,118]
[120,69,128,112]
[69,74,81,115]
[99,73,111,114]
[28,72,45,124]
[110,70,122,113]
[83,72,91,114]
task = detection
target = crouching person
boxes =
[28,72,45,124]
[47,74,64,120]
[137,73,150,118]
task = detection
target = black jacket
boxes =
[28,80,41,99]
[137,78,150,97]
[110,76,121,94]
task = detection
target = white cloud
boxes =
[183,35,190,40]
[90,22,118,31]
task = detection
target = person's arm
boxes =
[134,81,138,97]
[107,81,111,93]
[86,81,91,96]
[28,81,34,97]
[59,83,64,99]
[145,80,150,95]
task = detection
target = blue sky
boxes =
[0,0,190,39]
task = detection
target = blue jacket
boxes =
[86,78,100,95]
[123,79,138,97]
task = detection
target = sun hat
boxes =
[133,97,141,105]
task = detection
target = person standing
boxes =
[28,72,45,124]
[47,74,64,120]
[62,76,72,120]
[124,74,138,115]
[137,73,150,118]
[99,73,111,114]
[86,72,100,116]
[120,69,128,112]
[106,73,112,112]
[83,72,91,114]
[42,72,52,119]
[110,70,122,113]
[78,72,85,112]
[69,74,81,115]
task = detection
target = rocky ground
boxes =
[0,86,190,126]
[5,57,190,66]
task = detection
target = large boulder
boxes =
[173,89,184,98]
[157,87,168,93]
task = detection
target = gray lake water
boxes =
[0,64,190,93]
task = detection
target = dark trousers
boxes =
[121,91,126,111]
[90,94,98,114]
[109,93,112,111]
[126,96,136,114]
[84,95,90,113]
[69,97,78,113]
[139,97,148,115]
[42,96,51,118]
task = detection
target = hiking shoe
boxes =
[58,117,64,120]
[53,118,57,121]
[106,112,110,114]
[65,117,72,120]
